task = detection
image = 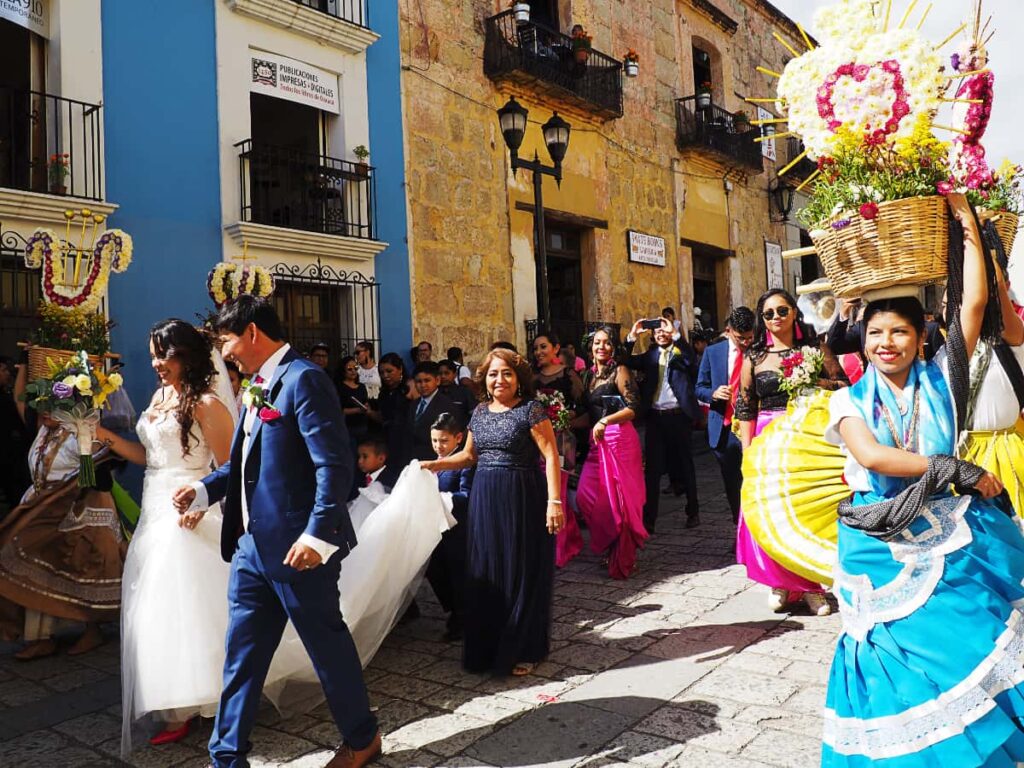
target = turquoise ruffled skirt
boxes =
[824,493,1024,767]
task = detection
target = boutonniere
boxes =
[241,379,283,422]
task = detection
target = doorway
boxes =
[692,251,718,332]
[248,93,327,231]
[545,223,584,344]
[0,18,45,194]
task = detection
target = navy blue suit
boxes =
[427,465,474,623]
[627,339,700,531]
[201,348,376,766]
[695,340,744,521]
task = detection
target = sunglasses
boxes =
[761,306,791,321]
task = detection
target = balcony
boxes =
[675,96,763,175]
[782,137,818,184]
[484,10,623,119]
[292,0,365,28]
[236,140,377,241]
[0,87,104,201]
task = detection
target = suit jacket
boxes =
[410,391,456,461]
[437,465,474,522]
[440,383,476,426]
[696,339,736,450]
[626,339,699,420]
[372,463,402,493]
[202,348,355,582]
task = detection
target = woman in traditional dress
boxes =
[532,330,585,567]
[422,348,563,676]
[0,418,125,660]
[821,194,1024,767]
[575,326,647,580]
[735,288,831,615]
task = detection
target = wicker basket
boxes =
[979,210,1019,257]
[26,346,101,380]
[810,196,949,298]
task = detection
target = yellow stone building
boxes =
[399,0,818,356]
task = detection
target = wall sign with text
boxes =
[0,0,48,37]
[627,230,666,267]
[765,241,784,289]
[758,106,776,161]
[249,50,340,114]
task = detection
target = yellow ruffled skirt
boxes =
[740,389,848,586]
[962,418,1024,517]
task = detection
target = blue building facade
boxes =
[100,0,411,414]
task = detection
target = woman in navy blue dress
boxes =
[423,349,563,676]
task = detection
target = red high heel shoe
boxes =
[149,718,192,746]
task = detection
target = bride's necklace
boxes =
[879,386,921,452]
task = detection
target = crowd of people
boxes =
[2,194,1024,767]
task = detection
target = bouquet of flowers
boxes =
[777,348,825,399]
[21,351,123,487]
[537,389,574,432]
[537,388,576,469]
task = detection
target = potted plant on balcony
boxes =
[511,1,530,24]
[353,145,370,179]
[571,27,593,64]
[696,81,712,110]
[48,153,70,195]
[624,50,640,78]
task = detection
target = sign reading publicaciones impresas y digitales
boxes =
[627,230,666,267]
[249,50,340,115]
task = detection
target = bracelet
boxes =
[548,500,563,505]
[598,418,608,426]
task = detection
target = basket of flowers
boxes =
[759,0,1020,297]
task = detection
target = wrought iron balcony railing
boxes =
[0,87,104,201]
[236,139,377,240]
[484,10,623,118]
[675,96,764,175]
[783,137,818,183]
[292,0,366,28]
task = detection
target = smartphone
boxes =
[641,318,662,330]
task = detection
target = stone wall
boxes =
[399,0,808,360]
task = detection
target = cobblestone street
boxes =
[0,448,839,767]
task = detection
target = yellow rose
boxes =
[74,374,92,393]
[108,372,123,388]
[62,375,78,388]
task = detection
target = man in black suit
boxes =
[409,361,455,461]
[695,307,754,523]
[627,316,700,532]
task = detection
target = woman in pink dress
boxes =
[734,289,830,615]
[575,327,647,579]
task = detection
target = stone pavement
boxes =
[0,447,840,767]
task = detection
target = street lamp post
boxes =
[497,96,571,328]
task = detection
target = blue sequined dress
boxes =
[463,400,554,674]
[822,358,1024,767]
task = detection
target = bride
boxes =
[99,319,452,756]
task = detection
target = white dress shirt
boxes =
[190,343,338,563]
[653,346,681,411]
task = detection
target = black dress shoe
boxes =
[443,614,464,642]
[685,514,701,529]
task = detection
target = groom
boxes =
[172,296,380,768]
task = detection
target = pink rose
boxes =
[258,406,282,423]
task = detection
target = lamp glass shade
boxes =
[542,112,571,164]
[770,181,794,219]
[497,97,528,153]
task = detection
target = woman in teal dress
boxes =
[821,194,1024,767]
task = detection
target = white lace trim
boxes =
[824,608,1024,758]
[834,495,973,641]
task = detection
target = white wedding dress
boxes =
[120,399,453,755]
